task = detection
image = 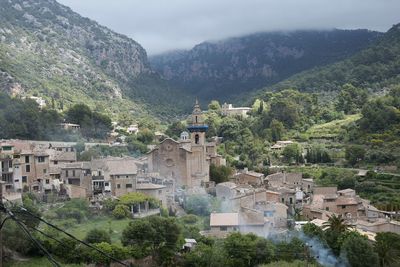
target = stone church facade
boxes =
[147,101,224,188]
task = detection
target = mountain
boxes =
[150,30,382,103]
[0,0,191,120]
[255,23,400,96]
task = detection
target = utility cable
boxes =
[7,210,61,267]
[13,207,129,267]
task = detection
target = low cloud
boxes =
[58,0,400,55]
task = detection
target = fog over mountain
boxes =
[57,0,400,55]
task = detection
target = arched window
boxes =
[195,116,198,123]
[195,134,199,144]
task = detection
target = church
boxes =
[147,100,225,188]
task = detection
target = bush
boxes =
[112,204,130,219]
[181,214,198,224]
[84,229,111,244]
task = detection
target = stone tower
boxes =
[188,99,208,145]
[187,100,209,186]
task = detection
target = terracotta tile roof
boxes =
[210,212,239,226]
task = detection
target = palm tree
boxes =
[322,214,354,255]
[322,214,353,233]
[374,232,400,267]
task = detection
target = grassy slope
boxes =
[304,114,361,139]
[50,216,131,244]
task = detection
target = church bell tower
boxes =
[187,99,208,145]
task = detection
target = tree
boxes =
[269,119,285,142]
[183,242,227,267]
[345,145,366,166]
[184,195,211,216]
[224,233,274,267]
[84,229,111,244]
[121,216,180,264]
[302,223,325,241]
[374,232,400,267]
[340,233,378,267]
[323,214,353,255]
[322,214,352,233]
[136,128,155,144]
[210,164,233,184]
[112,204,130,219]
[282,143,303,164]
[336,83,368,114]
[165,121,187,139]
[208,100,221,111]
[90,242,129,265]
[269,99,300,128]
[306,145,331,163]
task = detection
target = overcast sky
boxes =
[57,0,400,55]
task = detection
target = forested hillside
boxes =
[150,29,381,103]
[0,0,191,119]
[257,23,400,94]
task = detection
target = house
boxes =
[126,124,139,134]
[59,123,80,131]
[270,140,294,150]
[303,187,379,222]
[209,212,239,237]
[235,169,264,186]
[27,96,46,109]
[136,180,167,208]
[266,172,303,189]
[91,157,143,196]
[61,162,92,198]
[221,103,252,118]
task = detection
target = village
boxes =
[1,100,398,247]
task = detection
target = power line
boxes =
[13,206,129,267]
[7,210,61,267]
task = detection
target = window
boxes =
[25,165,31,173]
[54,161,58,165]
[289,198,293,204]
[195,134,199,144]
[117,184,121,189]
[43,169,47,174]
[281,198,285,203]
[126,184,132,188]
[342,205,346,209]
[66,170,69,177]
[220,226,227,231]
[25,156,30,163]
[326,207,330,211]
[46,179,50,184]
[9,161,12,168]
[22,176,27,183]
[38,156,45,163]
[72,170,76,177]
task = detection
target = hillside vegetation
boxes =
[257,23,400,95]
[150,29,381,104]
[0,0,191,120]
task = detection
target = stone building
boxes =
[147,100,224,188]
[221,103,252,118]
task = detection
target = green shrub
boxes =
[84,229,111,244]
[112,204,130,219]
